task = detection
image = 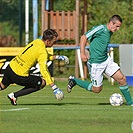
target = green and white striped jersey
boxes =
[85,24,113,63]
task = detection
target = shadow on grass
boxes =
[19,102,82,106]
[98,102,127,106]
[1,102,116,106]
[98,102,110,105]
[1,102,82,106]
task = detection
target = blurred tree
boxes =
[85,0,133,44]
[1,0,133,45]
[54,0,75,11]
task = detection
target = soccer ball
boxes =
[109,93,123,106]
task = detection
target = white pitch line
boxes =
[0,108,30,112]
[29,107,131,111]
[0,107,131,112]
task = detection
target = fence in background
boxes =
[43,11,76,40]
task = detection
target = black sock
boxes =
[14,87,41,98]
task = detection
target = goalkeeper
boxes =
[0,29,69,105]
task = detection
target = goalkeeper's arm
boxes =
[50,83,64,101]
[49,55,69,64]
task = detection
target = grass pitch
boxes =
[0,80,133,133]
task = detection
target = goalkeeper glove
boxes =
[55,55,69,64]
[52,85,64,100]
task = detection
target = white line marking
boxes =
[0,108,30,112]
[29,107,131,111]
[0,107,130,112]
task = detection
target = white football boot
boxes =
[7,92,17,105]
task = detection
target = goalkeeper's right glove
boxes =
[55,55,69,64]
[52,85,64,100]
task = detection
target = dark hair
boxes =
[42,29,58,41]
[109,15,122,23]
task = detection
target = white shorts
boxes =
[87,56,120,87]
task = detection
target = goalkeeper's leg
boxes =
[14,87,43,97]
[13,77,46,97]
[7,87,42,105]
[8,78,46,105]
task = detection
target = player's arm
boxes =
[39,60,64,100]
[80,25,104,62]
[50,83,64,100]
[49,55,69,64]
[80,35,88,62]
[38,49,64,100]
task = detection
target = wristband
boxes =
[51,84,57,90]
[55,55,59,59]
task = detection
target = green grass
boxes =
[0,80,133,133]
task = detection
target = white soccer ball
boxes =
[109,93,123,106]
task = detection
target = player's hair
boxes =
[42,29,58,41]
[109,15,122,23]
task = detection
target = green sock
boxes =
[73,77,92,91]
[119,85,133,105]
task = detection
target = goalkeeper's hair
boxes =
[109,15,122,23]
[42,29,58,41]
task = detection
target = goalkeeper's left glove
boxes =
[52,85,64,100]
[55,55,69,64]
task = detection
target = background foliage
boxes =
[1,0,133,76]
[86,0,133,44]
[1,0,133,44]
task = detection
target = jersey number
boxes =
[92,79,97,86]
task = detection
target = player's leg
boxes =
[67,75,104,93]
[67,75,93,93]
[105,57,133,105]
[112,69,133,105]
[0,82,7,90]
[13,78,46,98]
[0,65,13,90]
[67,62,104,93]
[8,75,46,105]
[0,65,17,105]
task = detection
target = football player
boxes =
[0,29,69,105]
[67,15,133,106]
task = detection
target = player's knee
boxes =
[92,86,102,93]
[0,84,3,91]
[40,79,46,89]
[0,82,6,90]
[118,75,127,86]
[120,75,126,81]
[123,76,126,82]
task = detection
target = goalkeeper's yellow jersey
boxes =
[10,39,53,85]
